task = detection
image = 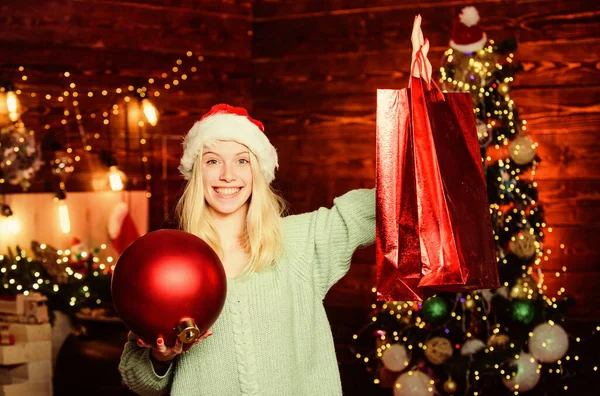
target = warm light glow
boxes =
[1,216,20,234]
[6,91,19,121]
[141,98,158,126]
[58,200,71,234]
[109,166,124,191]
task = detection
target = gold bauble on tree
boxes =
[487,333,510,350]
[508,231,537,259]
[510,276,539,299]
[424,337,453,365]
[443,377,458,394]
[509,134,536,165]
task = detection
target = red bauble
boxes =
[111,229,227,346]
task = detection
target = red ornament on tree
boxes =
[111,229,227,346]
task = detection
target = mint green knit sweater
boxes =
[119,188,375,396]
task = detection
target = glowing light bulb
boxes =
[6,90,19,121]
[1,216,20,235]
[141,98,158,126]
[58,199,71,234]
[109,165,124,191]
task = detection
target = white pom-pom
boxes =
[459,6,480,27]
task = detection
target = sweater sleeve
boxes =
[284,188,375,299]
[118,332,174,396]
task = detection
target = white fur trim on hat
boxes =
[450,32,487,53]
[179,112,279,183]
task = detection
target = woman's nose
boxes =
[220,164,236,182]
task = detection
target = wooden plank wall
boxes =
[1,0,253,232]
[252,0,600,326]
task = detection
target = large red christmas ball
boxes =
[111,229,227,346]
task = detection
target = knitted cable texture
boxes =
[229,284,259,395]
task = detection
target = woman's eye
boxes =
[238,158,249,164]
[206,159,218,165]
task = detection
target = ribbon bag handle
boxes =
[411,46,444,100]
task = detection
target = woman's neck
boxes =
[210,206,248,250]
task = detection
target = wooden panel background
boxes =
[1,1,599,393]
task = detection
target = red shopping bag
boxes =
[376,48,500,301]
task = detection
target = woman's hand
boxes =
[136,331,213,362]
[410,14,432,84]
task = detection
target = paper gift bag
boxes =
[376,48,500,301]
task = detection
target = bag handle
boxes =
[411,46,444,99]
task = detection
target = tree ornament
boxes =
[424,337,453,365]
[502,353,541,392]
[508,231,537,259]
[381,343,410,372]
[111,229,227,346]
[461,338,486,356]
[510,299,536,325]
[509,135,536,165]
[449,6,487,53]
[528,322,569,363]
[374,329,386,349]
[443,377,458,394]
[393,370,434,396]
[476,119,492,147]
[421,295,449,323]
[464,298,476,310]
[0,123,42,190]
[488,333,510,350]
[498,82,510,96]
[510,276,539,299]
[51,150,75,181]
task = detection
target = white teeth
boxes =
[214,188,241,195]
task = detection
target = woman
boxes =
[118,104,375,396]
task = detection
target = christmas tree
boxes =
[353,7,598,396]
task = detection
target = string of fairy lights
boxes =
[1,50,207,192]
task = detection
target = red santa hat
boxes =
[449,6,487,53]
[178,104,278,184]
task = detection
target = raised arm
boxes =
[284,188,375,299]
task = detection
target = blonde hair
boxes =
[175,141,288,279]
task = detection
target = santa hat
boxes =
[449,6,487,53]
[178,104,278,184]
[108,202,140,254]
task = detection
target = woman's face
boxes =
[201,141,253,218]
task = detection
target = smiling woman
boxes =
[201,142,253,219]
[118,104,376,396]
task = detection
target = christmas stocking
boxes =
[108,202,140,254]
